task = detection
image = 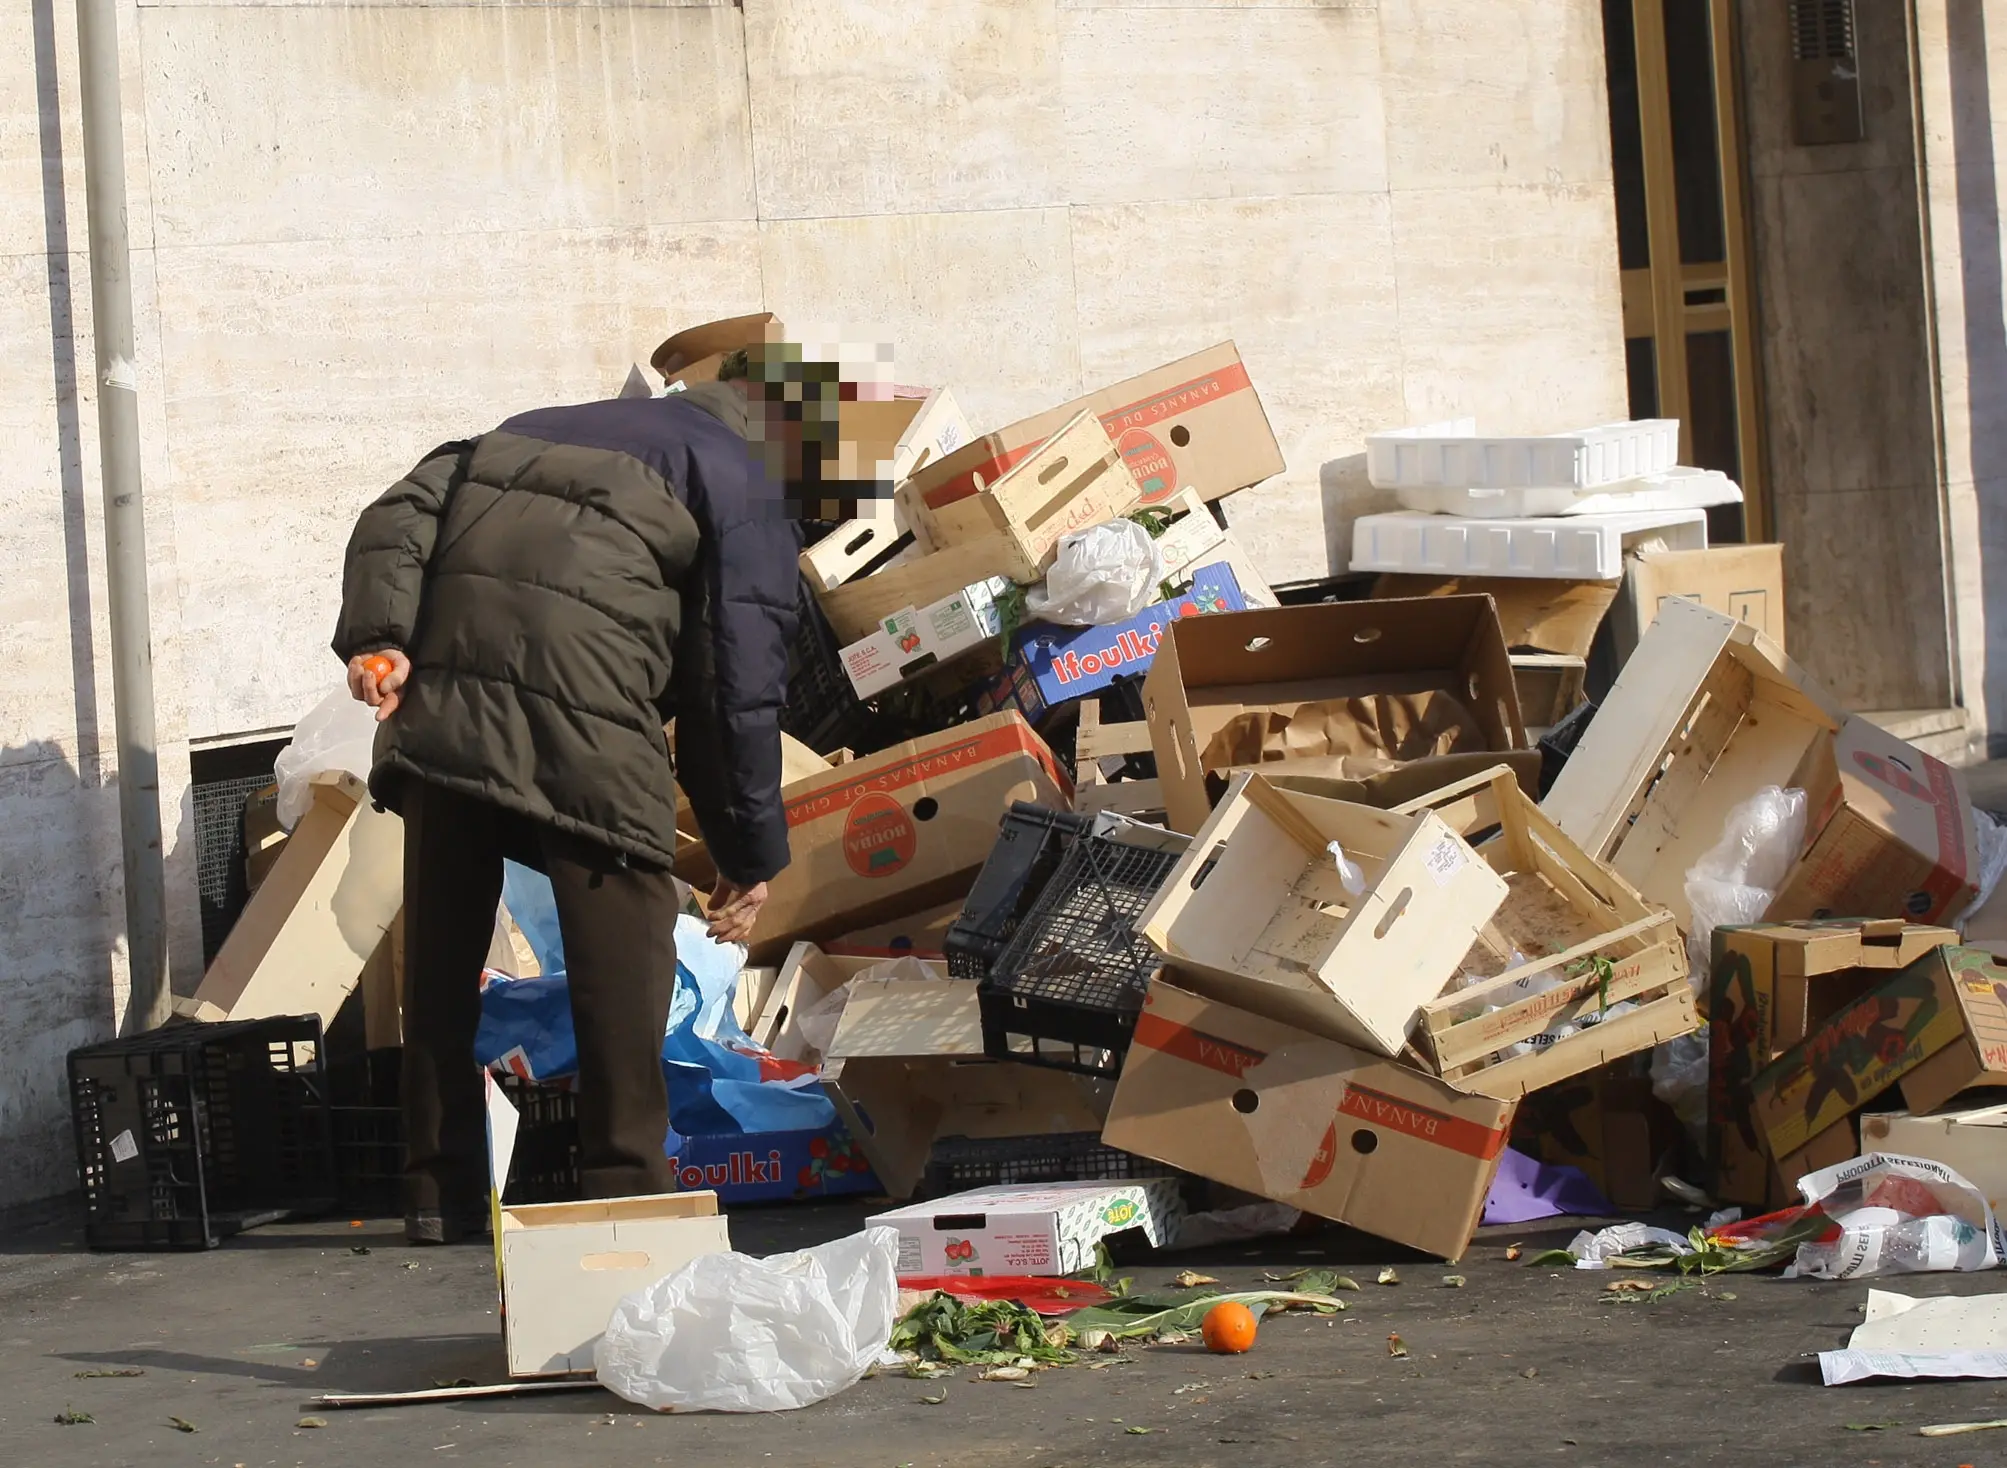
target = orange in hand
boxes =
[362,654,395,683]
[1201,1300,1257,1355]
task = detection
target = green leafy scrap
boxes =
[1061,1273,1347,1343]
[889,1294,1074,1367]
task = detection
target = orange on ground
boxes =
[1201,1300,1258,1355]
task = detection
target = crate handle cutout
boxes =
[1354,627,1382,644]
[1023,456,1114,536]
[1037,456,1072,485]
[1170,424,1191,447]
[1190,847,1225,890]
[1372,887,1414,940]
[580,1251,652,1272]
[1351,1130,1378,1155]
[840,526,876,556]
[931,1214,988,1231]
[1231,1088,1260,1114]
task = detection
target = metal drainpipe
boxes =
[74,0,170,1031]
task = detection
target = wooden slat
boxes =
[1444,990,1700,1101]
[1076,778,1164,817]
[1075,719,1155,761]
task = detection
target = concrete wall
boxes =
[1916,0,2007,753]
[1735,0,1955,716]
[1,0,1628,1205]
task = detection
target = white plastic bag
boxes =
[1790,1154,2004,1280]
[1961,808,2007,936]
[1653,786,1808,1140]
[271,686,382,831]
[1025,519,1164,626]
[1681,785,1808,996]
[596,1226,901,1413]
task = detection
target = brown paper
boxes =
[1198,693,1486,773]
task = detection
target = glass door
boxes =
[1602,0,1767,541]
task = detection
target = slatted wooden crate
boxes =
[1394,765,1693,1100]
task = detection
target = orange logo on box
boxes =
[1117,427,1177,505]
[1301,1122,1339,1190]
[842,793,916,878]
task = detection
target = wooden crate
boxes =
[1540,600,1841,933]
[1137,771,1511,1057]
[1395,765,1693,1100]
[1512,653,1587,734]
[895,409,1133,582]
[1073,701,1163,819]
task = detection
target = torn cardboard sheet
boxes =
[1821,1289,2007,1385]
[1200,695,1488,771]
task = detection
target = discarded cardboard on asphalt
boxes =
[1141,594,1530,836]
[870,1177,1182,1278]
[1859,1103,2007,1215]
[483,1076,729,1378]
[1541,599,1844,931]
[674,711,1073,962]
[1750,943,2007,1169]
[818,971,1109,1200]
[180,769,403,1029]
[1135,769,1509,1058]
[1102,976,1514,1262]
[1766,713,1983,928]
[1391,765,1695,1101]
[499,1193,730,1377]
[899,341,1285,516]
[1706,919,1959,1209]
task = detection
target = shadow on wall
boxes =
[1948,5,2007,754]
[0,744,119,1209]
[32,0,100,771]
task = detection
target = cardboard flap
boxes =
[829,975,984,1059]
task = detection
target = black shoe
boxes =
[405,1209,491,1246]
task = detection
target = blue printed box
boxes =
[663,1121,880,1204]
[985,562,1245,722]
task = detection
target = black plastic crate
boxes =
[977,833,1184,1077]
[944,804,1094,981]
[498,1076,583,1205]
[780,574,875,757]
[922,1132,1174,1197]
[69,1016,336,1249]
[330,1105,404,1218]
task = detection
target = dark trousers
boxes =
[400,780,678,1212]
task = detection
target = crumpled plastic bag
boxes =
[1652,786,1808,1141]
[1788,1154,2004,1280]
[1026,518,1164,626]
[1961,808,2007,937]
[271,685,381,830]
[596,1226,901,1412]
[1681,785,1808,996]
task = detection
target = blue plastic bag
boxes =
[475,898,836,1136]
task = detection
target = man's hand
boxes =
[346,649,411,723]
[705,877,769,945]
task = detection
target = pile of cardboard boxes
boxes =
[140,318,2007,1377]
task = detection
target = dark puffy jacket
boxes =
[331,386,799,884]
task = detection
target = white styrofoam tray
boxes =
[1350,507,1709,581]
[1393,467,1742,520]
[1367,419,1680,493]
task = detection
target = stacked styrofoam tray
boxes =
[1393,467,1743,520]
[1349,507,1709,581]
[1367,419,1681,492]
